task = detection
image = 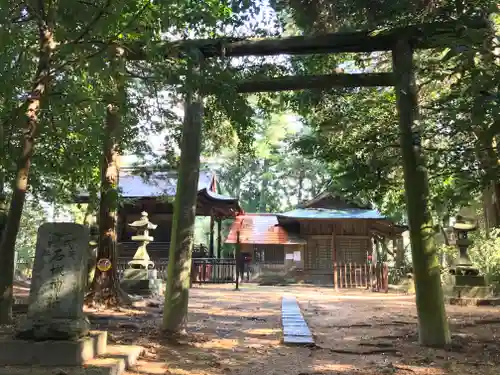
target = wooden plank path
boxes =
[281,296,314,345]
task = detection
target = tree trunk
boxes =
[0,13,55,324]
[259,159,270,212]
[0,172,6,238]
[163,53,204,334]
[473,22,500,231]
[85,47,129,307]
[209,215,215,257]
[297,167,304,204]
[394,237,405,269]
[392,39,450,347]
[483,183,499,229]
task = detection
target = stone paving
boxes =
[281,295,314,345]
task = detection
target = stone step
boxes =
[0,338,143,375]
[101,345,144,369]
[0,331,108,367]
[83,357,125,375]
[82,344,144,375]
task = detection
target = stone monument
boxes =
[120,212,164,296]
[445,215,497,305]
[17,223,91,340]
[0,223,108,366]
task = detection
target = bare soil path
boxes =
[9,283,500,375]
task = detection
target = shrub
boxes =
[468,228,500,284]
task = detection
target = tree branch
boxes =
[68,0,114,45]
[52,1,151,75]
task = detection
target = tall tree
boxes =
[0,1,56,323]
[86,46,128,306]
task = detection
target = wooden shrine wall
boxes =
[300,220,371,271]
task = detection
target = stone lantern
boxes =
[128,211,157,270]
[449,215,479,277]
[120,211,164,297]
[445,214,496,304]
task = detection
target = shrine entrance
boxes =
[129,18,488,287]
[126,17,488,291]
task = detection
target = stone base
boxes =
[16,316,91,341]
[120,279,164,297]
[453,275,486,287]
[451,285,495,299]
[446,296,500,306]
[16,314,90,341]
[0,331,107,366]
[123,269,148,280]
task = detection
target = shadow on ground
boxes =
[11,284,500,375]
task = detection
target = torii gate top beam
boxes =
[127,18,488,60]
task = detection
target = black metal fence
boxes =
[117,257,237,284]
[192,258,237,284]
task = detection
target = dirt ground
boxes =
[8,283,500,375]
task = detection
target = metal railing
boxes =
[117,257,237,284]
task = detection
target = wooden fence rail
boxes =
[333,262,388,292]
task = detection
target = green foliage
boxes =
[271,0,500,225]
[0,0,277,211]
[218,109,330,212]
[469,229,500,284]
[15,201,47,273]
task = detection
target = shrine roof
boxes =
[75,168,243,217]
[76,169,215,199]
[277,208,386,220]
[117,169,215,197]
[225,214,306,245]
[299,191,371,210]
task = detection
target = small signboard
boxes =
[96,258,112,272]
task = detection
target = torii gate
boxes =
[126,17,488,343]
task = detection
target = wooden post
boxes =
[354,263,358,288]
[393,39,450,345]
[200,260,204,286]
[344,263,347,288]
[383,263,389,293]
[162,50,205,332]
[349,262,353,288]
[209,214,214,257]
[334,262,338,290]
[368,264,372,291]
[331,231,336,287]
[364,263,368,289]
[217,218,222,258]
[339,263,343,288]
[235,230,241,290]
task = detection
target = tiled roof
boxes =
[197,188,243,217]
[78,170,215,198]
[277,208,385,220]
[118,170,214,197]
[225,214,306,245]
